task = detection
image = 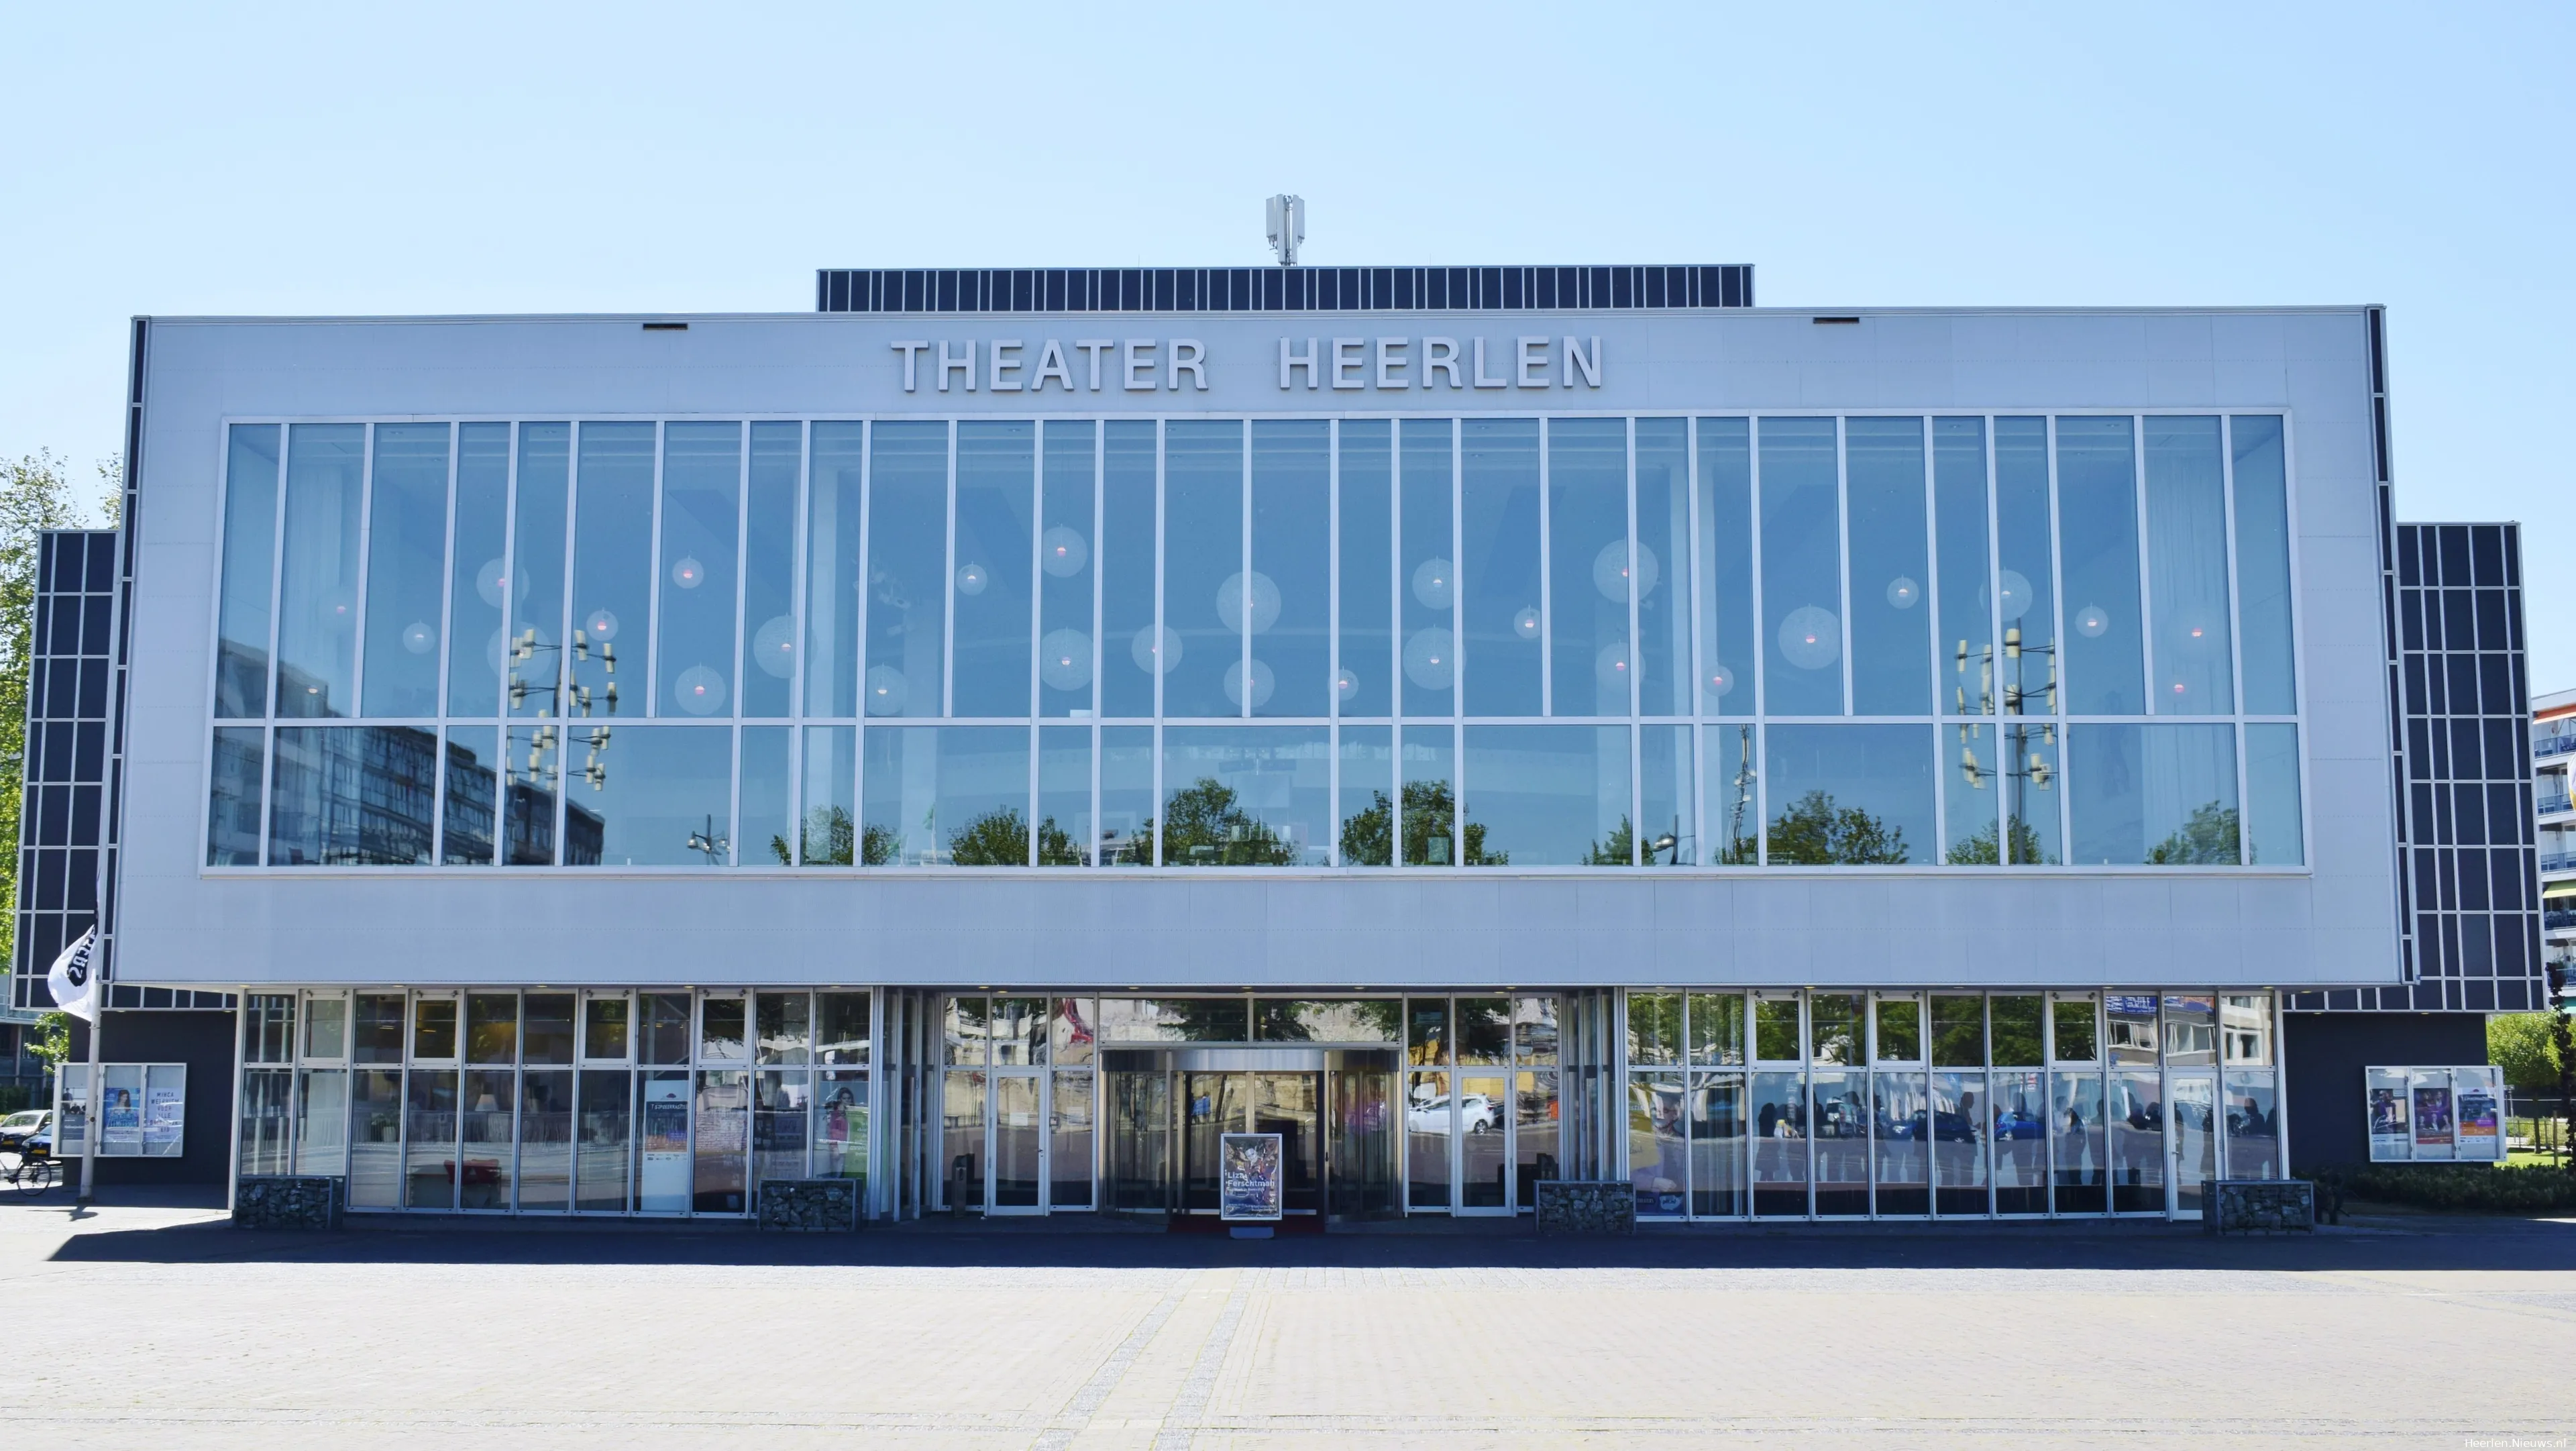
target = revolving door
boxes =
[1102,1047,1400,1222]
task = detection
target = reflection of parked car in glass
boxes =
[1992,1108,2045,1141]
[1406,1091,1500,1134]
[0,1110,50,1152]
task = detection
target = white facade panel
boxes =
[113,307,2401,991]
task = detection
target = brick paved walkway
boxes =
[7,1201,2572,1448]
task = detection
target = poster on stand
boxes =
[2410,1069,2456,1159]
[143,1080,186,1156]
[2366,1068,2411,1161]
[2454,1067,2504,1163]
[1219,1132,1283,1222]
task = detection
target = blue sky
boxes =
[6,5,2569,685]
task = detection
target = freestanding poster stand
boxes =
[2365,1065,2506,1163]
[1220,1132,1284,1237]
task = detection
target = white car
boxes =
[0,1110,48,1152]
[1406,1092,1502,1135]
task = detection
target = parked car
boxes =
[1406,1091,1501,1135]
[0,1110,49,1152]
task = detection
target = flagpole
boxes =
[74,957,101,1209]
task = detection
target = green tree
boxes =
[1155,777,1297,865]
[1945,815,2056,865]
[2490,1012,2566,1090]
[943,806,1081,865]
[1586,816,1635,867]
[773,806,896,866]
[0,452,103,959]
[1765,790,1910,865]
[1334,780,1501,866]
[2147,802,2241,865]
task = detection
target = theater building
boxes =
[43,263,2539,1221]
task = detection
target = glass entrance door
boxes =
[1327,1055,1396,1218]
[990,1072,1045,1214]
[2168,1071,2217,1220]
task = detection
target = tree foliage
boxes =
[944,806,1083,866]
[1764,790,1910,865]
[1945,814,2057,866]
[2147,802,2241,865]
[2489,1012,2566,1091]
[1155,777,1297,865]
[1334,780,1501,866]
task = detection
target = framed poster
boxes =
[1219,1132,1283,1222]
[2409,1069,2455,1160]
[143,1065,186,1157]
[2366,1069,2411,1161]
[2455,1067,2504,1163]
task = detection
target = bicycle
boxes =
[2,1148,57,1196]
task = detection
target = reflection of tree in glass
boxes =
[2147,802,2239,865]
[1765,790,1909,865]
[775,806,894,865]
[1157,777,1296,865]
[945,807,1084,866]
[1254,998,1404,1041]
[1586,816,1631,866]
[1336,781,1502,866]
[1944,815,2056,865]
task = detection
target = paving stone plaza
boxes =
[11,1201,2572,1449]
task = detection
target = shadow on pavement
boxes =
[46,1209,2576,1273]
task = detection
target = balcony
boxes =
[2542,793,2576,819]
[2544,853,2576,875]
[2548,907,2576,934]
[2536,731,2576,761]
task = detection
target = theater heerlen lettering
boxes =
[36,258,2540,1223]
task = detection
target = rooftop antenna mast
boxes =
[1265,194,1305,266]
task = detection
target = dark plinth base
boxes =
[234,1176,343,1231]
[759,1179,863,1232]
[1534,1181,1634,1235]
[2203,1179,2315,1234]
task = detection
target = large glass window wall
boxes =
[1623,987,2278,1220]
[252,987,873,1217]
[206,415,2305,871]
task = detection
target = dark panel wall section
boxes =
[66,1010,237,1187]
[2290,522,2540,1014]
[816,264,1754,314]
[2282,1011,2489,1170]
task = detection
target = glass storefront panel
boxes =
[1688,1073,1744,1218]
[403,1069,458,1210]
[1991,1069,2047,1214]
[2108,1070,2164,1214]
[348,1069,402,1209]
[1751,1069,1808,1217]
[943,1069,987,1211]
[574,1069,631,1213]
[1051,1071,1094,1210]
[1695,417,1753,715]
[690,1071,749,1214]
[2225,1071,2281,1180]
[1516,1068,1560,1207]
[2050,1071,2107,1214]
[815,1069,868,1181]
[520,1069,572,1212]
[458,1069,515,1210]
[753,1070,810,1195]
[1811,1071,1868,1216]
[1458,1071,1509,1208]
[1629,1071,1685,1218]
[2170,1073,2217,1217]
[1872,1071,1930,1216]
[294,1067,350,1179]
[1760,416,1843,716]
[1845,416,1931,716]
[1405,1071,1452,1211]
[1931,1070,1988,1217]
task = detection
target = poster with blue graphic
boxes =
[1219,1132,1283,1222]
